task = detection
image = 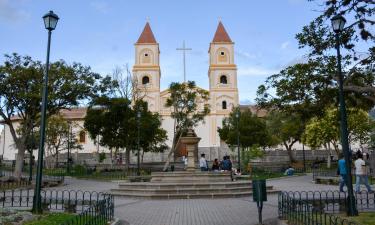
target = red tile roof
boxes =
[136,22,157,44]
[212,21,232,43]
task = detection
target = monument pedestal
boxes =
[178,129,201,172]
[111,128,277,199]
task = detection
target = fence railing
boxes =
[0,180,31,191]
[278,191,375,225]
[0,188,114,225]
[44,167,152,180]
[0,167,64,189]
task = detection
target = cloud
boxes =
[90,1,109,13]
[280,41,290,50]
[235,50,257,60]
[238,66,279,77]
[284,55,308,67]
[240,99,253,105]
[0,0,29,23]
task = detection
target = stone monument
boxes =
[178,128,200,172]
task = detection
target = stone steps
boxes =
[111,186,274,194]
[117,181,253,189]
[111,171,278,199]
[111,189,280,199]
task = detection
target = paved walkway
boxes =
[54,174,349,225]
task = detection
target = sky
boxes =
[0,0,322,104]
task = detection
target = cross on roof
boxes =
[176,41,192,83]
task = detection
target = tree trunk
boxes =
[125,148,130,172]
[141,150,145,166]
[14,146,25,178]
[55,150,59,168]
[8,123,26,179]
[284,142,297,163]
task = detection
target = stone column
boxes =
[180,129,201,172]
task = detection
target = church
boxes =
[1,22,267,163]
[132,21,239,161]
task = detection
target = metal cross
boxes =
[176,41,192,82]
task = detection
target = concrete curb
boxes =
[110,218,121,225]
[265,174,305,181]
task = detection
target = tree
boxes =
[45,114,82,168]
[218,107,270,168]
[84,98,167,170]
[162,81,210,171]
[0,53,113,178]
[134,101,168,164]
[266,111,305,163]
[218,107,271,149]
[84,97,134,167]
[297,0,375,103]
[303,107,374,155]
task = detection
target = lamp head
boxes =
[331,15,346,33]
[43,10,59,31]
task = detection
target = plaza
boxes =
[1,1,375,225]
[45,174,364,225]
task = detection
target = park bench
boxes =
[315,176,340,185]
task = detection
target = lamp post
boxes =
[67,121,71,174]
[32,10,59,214]
[331,14,357,216]
[235,109,241,172]
[137,110,141,176]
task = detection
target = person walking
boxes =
[355,153,374,193]
[338,153,348,192]
[199,154,208,171]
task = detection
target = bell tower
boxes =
[208,21,239,114]
[133,22,161,112]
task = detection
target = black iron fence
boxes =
[278,191,375,225]
[1,188,114,225]
[0,167,64,190]
[44,166,152,180]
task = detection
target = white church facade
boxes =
[132,21,239,160]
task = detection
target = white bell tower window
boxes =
[142,76,150,85]
[222,101,227,110]
[220,75,228,84]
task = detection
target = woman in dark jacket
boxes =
[212,158,220,171]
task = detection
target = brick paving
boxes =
[58,174,373,225]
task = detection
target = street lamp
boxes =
[235,109,241,173]
[66,121,72,174]
[331,14,358,216]
[137,110,141,176]
[32,10,59,214]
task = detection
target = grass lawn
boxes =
[342,212,375,225]
[23,213,76,225]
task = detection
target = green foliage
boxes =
[218,107,270,148]
[84,97,167,157]
[0,53,115,176]
[72,164,87,175]
[98,152,106,163]
[134,100,168,154]
[303,107,374,153]
[241,145,265,173]
[165,81,210,135]
[23,213,76,225]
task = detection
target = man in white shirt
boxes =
[355,153,373,193]
[199,154,208,171]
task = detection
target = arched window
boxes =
[79,131,86,143]
[220,75,228,84]
[142,76,150,85]
[222,101,227,110]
